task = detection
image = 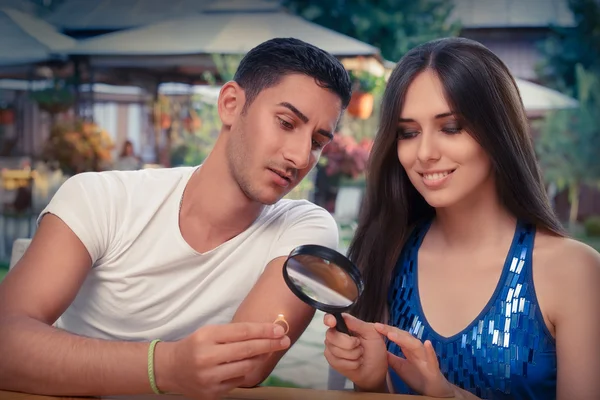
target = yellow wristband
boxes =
[147,339,164,395]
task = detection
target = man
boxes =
[0,38,352,399]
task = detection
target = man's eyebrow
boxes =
[278,101,333,139]
[398,112,455,123]
[317,129,333,140]
[278,102,308,123]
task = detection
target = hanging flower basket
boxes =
[160,114,172,130]
[0,108,15,125]
[37,102,73,115]
[347,91,374,119]
[346,70,384,120]
[42,118,115,175]
[184,115,202,133]
[183,108,202,133]
[30,85,75,115]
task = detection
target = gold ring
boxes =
[273,314,289,335]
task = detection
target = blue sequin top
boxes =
[387,219,557,399]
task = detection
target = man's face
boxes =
[226,74,343,205]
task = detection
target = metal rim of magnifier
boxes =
[282,244,364,313]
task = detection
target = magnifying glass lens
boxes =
[282,245,364,335]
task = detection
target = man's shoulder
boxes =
[256,199,339,253]
[265,199,336,226]
[68,166,195,194]
[270,198,331,216]
[75,166,194,183]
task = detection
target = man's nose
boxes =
[283,133,312,170]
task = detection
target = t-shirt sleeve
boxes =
[37,172,114,264]
[268,202,340,262]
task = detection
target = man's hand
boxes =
[156,322,290,399]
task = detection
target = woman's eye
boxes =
[312,139,324,149]
[442,126,462,134]
[397,129,419,140]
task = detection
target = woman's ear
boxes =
[218,81,246,127]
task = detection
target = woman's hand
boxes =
[323,313,389,392]
[374,323,456,398]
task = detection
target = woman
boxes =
[114,140,142,170]
[323,37,600,399]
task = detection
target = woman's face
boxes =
[396,70,494,209]
[125,143,133,156]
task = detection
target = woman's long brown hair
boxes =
[349,37,566,323]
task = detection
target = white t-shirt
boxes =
[39,166,338,341]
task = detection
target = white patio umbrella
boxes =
[69,11,379,57]
[514,77,578,111]
[0,8,76,67]
[0,0,40,14]
[43,0,278,31]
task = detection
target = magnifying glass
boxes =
[282,245,364,335]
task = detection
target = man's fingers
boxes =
[216,336,291,363]
[208,376,246,399]
[205,358,259,384]
[212,322,285,344]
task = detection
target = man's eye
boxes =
[312,139,324,149]
[278,117,294,130]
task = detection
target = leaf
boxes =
[282,0,460,62]
[536,66,600,191]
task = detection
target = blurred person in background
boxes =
[114,140,143,171]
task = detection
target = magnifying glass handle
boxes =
[334,313,351,336]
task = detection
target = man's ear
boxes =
[218,81,246,127]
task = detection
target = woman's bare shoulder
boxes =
[535,231,600,269]
[532,231,600,333]
[533,230,600,293]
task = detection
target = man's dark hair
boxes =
[233,37,352,111]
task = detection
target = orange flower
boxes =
[43,117,115,174]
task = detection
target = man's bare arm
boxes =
[0,214,291,397]
[0,214,158,395]
[231,256,316,387]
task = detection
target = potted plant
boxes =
[314,133,373,212]
[183,107,202,133]
[42,117,115,175]
[347,70,384,119]
[30,80,75,116]
[0,105,15,125]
